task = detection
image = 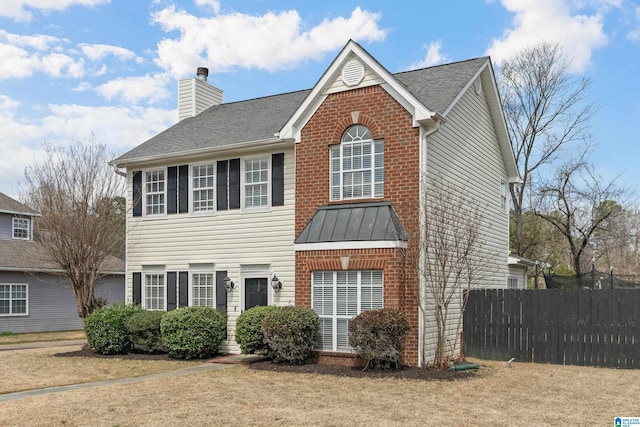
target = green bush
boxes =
[235,305,278,356]
[85,303,143,355]
[348,309,410,369]
[160,306,226,359]
[261,306,319,365]
[125,310,165,353]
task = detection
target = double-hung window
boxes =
[243,156,270,209]
[0,284,28,315]
[312,270,384,352]
[144,273,165,310]
[191,271,215,307]
[192,164,215,213]
[500,180,507,211]
[145,170,165,216]
[331,125,383,201]
[12,217,30,240]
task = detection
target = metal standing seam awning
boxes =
[294,201,409,245]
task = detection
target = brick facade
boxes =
[294,85,422,366]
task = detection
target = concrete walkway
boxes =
[0,340,263,402]
[0,339,87,351]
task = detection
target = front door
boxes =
[245,277,268,310]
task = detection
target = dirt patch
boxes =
[248,360,476,381]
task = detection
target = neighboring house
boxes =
[0,192,125,333]
[508,254,537,289]
[112,40,518,365]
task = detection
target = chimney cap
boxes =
[196,67,209,81]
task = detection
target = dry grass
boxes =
[0,330,85,345]
[1,355,639,426]
[0,345,200,394]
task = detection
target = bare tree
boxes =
[407,175,487,370]
[499,41,596,257]
[22,138,125,318]
[536,156,627,276]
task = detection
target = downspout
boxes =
[417,118,441,368]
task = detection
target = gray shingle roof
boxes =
[0,192,36,215]
[114,89,311,164]
[395,57,488,115]
[114,57,488,165]
[294,202,408,244]
[0,238,124,273]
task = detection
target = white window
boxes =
[12,217,30,240]
[0,284,28,316]
[144,273,165,310]
[192,164,215,213]
[312,270,384,352]
[145,170,165,216]
[191,272,215,307]
[501,180,507,211]
[507,277,519,289]
[331,125,383,201]
[243,156,270,209]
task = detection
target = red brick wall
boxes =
[294,85,421,366]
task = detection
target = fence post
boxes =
[610,266,614,289]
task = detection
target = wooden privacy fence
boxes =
[463,289,640,369]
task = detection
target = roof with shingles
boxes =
[0,238,125,274]
[113,57,488,166]
[0,192,37,216]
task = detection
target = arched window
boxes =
[330,125,384,201]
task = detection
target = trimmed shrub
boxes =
[85,303,143,355]
[160,306,226,359]
[125,310,165,353]
[348,309,410,370]
[261,306,319,365]
[235,305,278,356]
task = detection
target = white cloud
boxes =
[0,98,176,197]
[95,74,172,104]
[487,0,610,72]
[151,5,387,77]
[628,6,640,42]
[409,41,451,69]
[0,30,65,50]
[0,42,84,79]
[195,0,220,15]
[0,0,110,22]
[79,43,142,63]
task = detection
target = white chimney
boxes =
[178,67,223,121]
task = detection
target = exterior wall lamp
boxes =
[223,276,234,292]
[271,275,283,292]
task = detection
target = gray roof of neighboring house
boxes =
[0,192,37,216]
[0,238,125,274]
[294,201,408,244]
[114,57,488,165]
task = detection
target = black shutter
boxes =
[167,272,177,311]
[216,271,228,313]
[272,153,284,206]
[179,271,189,308]
[217,160,228,210]
[229,158,240,210]
[132,171,142,217]
[167,166,177,214]
[133,272,141,305]
[178,165,189,213]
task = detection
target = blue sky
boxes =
[0,0,638,199]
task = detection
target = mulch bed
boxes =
[54,346,476,381]
[248,360,476,381]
